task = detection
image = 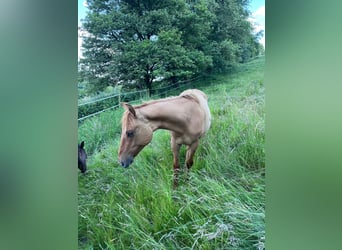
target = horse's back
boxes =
[180,89,211,134]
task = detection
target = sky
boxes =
[78,0,88,27]
[247,0,265,48]
[78,0,265,59]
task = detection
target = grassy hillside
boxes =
[78,56,265,249]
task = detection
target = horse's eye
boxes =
[126,130,134,138]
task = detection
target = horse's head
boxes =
[78,141,87,173]
[118,103,153,168]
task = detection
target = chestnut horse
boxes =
[118,89,211,187]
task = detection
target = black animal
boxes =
[78,141,87,173]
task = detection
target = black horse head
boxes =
[78,141,87,173]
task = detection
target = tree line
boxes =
[79,0,263,95]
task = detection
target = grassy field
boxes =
[78,56,265,249]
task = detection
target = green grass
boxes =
[78,56,265,249]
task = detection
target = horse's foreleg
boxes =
[185,140,199,172]
[171,136,181,188]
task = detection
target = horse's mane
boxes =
[134,92,200,109]
[135,96,179,109]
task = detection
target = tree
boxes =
[79,0,263,94]
[157,29,211,84]
[206,0,262,71]
[80,0,205,95]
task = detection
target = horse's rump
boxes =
[180,89,211,133]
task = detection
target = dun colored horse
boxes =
[78,141,87,173]
[118,89,211,187]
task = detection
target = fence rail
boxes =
[78,76,201,122]
[78,93,120,107]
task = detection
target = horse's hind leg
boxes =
[171,136,181,188]
[185,140,199,173]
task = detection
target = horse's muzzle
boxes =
[120,156,133,168]
[78,162,87,173]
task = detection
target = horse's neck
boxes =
[137,97,185,133]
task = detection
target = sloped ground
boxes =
[78,57,265,249]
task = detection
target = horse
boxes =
[118,89,211,187]
[78,141,87,173]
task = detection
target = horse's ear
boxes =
[121,102,136,117]
[80,141,85,148]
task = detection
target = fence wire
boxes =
[78,76,201,122]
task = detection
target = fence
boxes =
[78,77,201,122]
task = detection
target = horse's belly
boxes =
[174,132,201,145]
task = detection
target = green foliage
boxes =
[78,57,265,249]
[208,40,241,72]
[157,29,210,82]
[78,0,263,95]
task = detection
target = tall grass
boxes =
[78,57,265,249]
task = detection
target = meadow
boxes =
[78,56,265,249]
